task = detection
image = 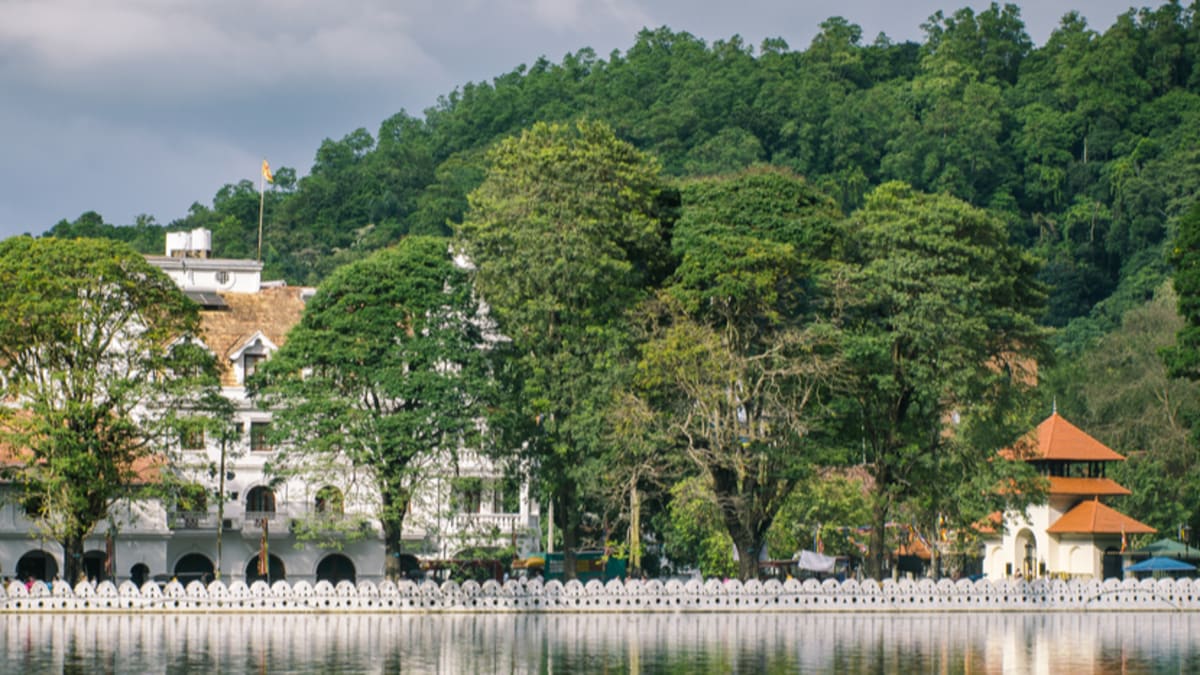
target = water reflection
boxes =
[2,612,1199,673]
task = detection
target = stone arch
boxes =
[130,563,150,587]
[245,554,285,583]
[82,549,109,582]
[15,550,58,583]
[1015,528,1038,578]
[174,552,215,584]
[316,553,356,584]
[315,485,344,514]
[245,485,276,514]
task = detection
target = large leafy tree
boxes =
[633,168,844,579]
[456,120,670,576]
[0,237,219,584]
[840,182,1050,578]
[250,236,492,579]
[1056,283,1200,536]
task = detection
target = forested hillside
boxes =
[41,2,1200,552]
[46,3,1199,334]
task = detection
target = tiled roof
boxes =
[1046,499,1156,535]
[198,286,308,386]
[1005,412,1126,462]
[0,436,164,484]
[1047,477,1132,497]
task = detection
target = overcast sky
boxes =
[0,1,1142,239]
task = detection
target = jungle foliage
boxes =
[29,1,1200,575]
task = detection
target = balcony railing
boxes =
[168,511,218,530]
[241,511,288,539]
[450,512,526,533]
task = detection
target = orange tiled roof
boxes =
[894,538,933,560]
[1046,499,1156,535]
[0,435,164,484]
[1004,412,1126,462]
[198,286,309,386]
[1047,476,1131,497]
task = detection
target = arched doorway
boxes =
[1103,546,1123,580]
[174,553,215,584]
[16,550,58,583]
[1015,529,1037,578]
[130,563,150,587]
[316,554,356,584]
[245,554,285,583]
[82,550,108,582]
[245,486,276,514]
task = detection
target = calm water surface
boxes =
[2,612,1198,673]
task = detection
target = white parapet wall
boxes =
[3,576,1200,612]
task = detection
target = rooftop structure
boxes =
[982,412,1154,580]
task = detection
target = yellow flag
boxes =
[262,159,274,184]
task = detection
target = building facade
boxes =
[0,230,539,586]
[981,412,1155,580]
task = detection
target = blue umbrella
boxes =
[1125,556,1197,572]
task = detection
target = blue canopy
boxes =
[1125,556,1197,572]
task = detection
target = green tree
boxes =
[456,120,670,578]
[250,236,492,578]
[0,237,219,584]
[1166,201,1200,381]
[633,169,844,580]
[840,182,1050,578]
[1055,283,1200,535]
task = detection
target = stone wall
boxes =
[4,576,1200,612]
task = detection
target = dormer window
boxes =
[244,353,265,378]
[229,331,278,385]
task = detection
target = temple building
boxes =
[981,412,1155,580]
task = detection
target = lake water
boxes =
[2,612,1198,673]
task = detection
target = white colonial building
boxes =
[0,230,539,586]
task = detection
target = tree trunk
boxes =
[63,533,85,585]
[382,517,406,580]
[629,482,641,576]
[734,539,761,581]
[867,500,888,580]
[559,488,580,581]
[380,487,411,580]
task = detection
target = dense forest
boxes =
[39,2,1200,571]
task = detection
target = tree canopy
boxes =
[839,182,1050,577]
[250,236,493,578]
[0,237,219,583]
[456,120,671,575]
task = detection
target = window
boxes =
[315,486,344,515]
[176,483,208,513]
[244,353,265,379]
[246,486,276,513]
[215,270,230,285]
[451,477,483,514]
[21,495,44,519]
[249,422,272,452]
[180,426,205,451]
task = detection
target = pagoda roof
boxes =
[1047,476,1131,497]
[1046,499,1155,535]
[1005,412,1126,462]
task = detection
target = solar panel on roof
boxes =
[184,291,228,308]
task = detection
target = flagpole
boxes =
[257,164,265,263]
